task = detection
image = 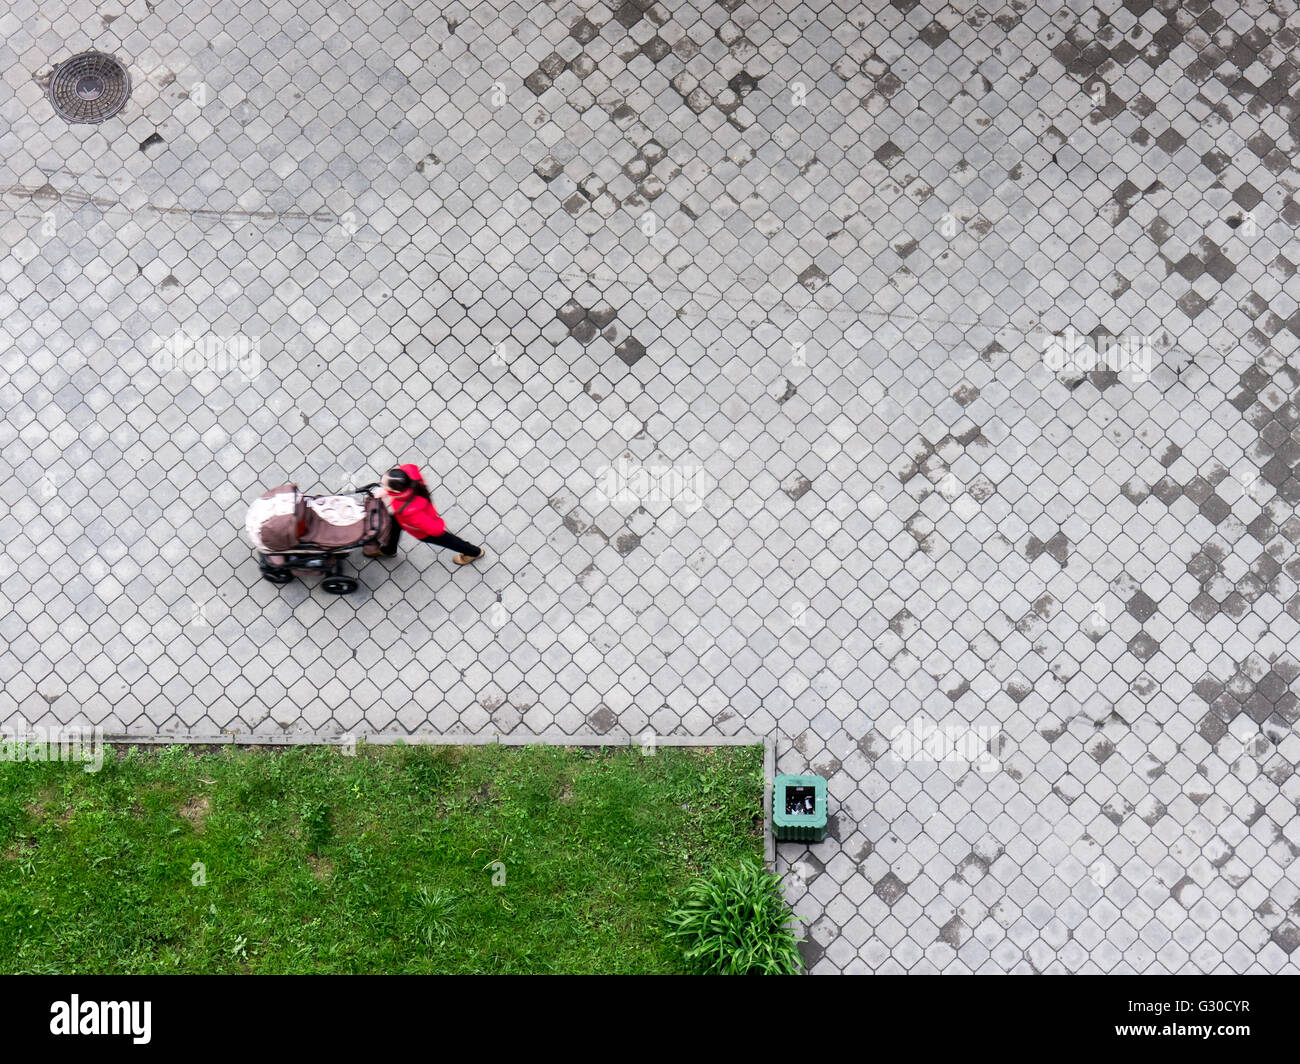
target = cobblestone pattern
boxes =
[1,0,1298,973]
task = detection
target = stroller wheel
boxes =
[262,569,293,585]
[322,575,358,595]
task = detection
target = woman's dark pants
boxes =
[380,522,480,558]
[424,531,482,557]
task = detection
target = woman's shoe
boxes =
[454,550,484,565]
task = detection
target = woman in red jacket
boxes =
[366,464,484,565]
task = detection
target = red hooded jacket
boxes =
[384,464,446,539]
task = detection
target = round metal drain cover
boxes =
[49,51,130,123]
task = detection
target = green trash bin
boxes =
[773,773,827,842]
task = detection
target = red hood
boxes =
[385,464,445,539]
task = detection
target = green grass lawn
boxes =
[0,742,763,973]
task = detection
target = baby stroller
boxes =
[244,483,391,594]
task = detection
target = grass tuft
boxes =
[666,859,803,975]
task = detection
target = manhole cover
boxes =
[48,51,131,123]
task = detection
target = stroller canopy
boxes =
[245,484,303,551]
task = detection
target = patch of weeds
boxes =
[399,746,460,795]
[299,800,332,854]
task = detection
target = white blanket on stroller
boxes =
[305,495,365,527]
